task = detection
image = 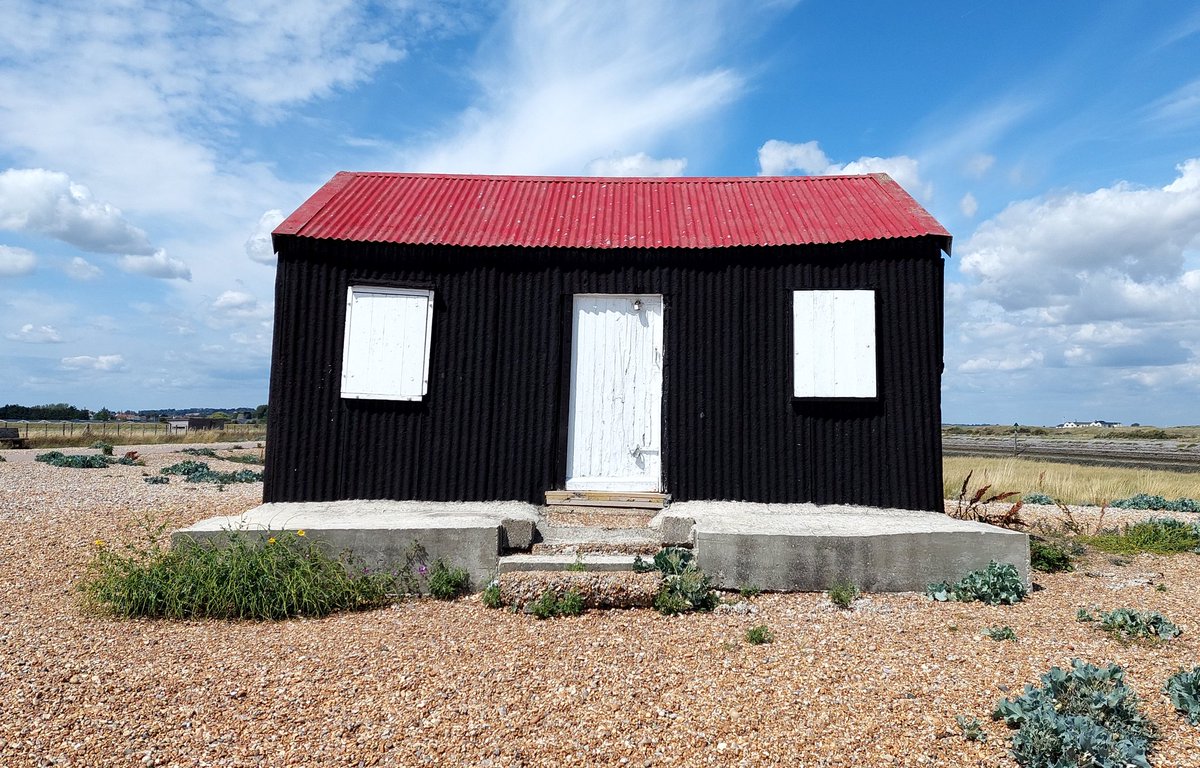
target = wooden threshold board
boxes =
[544,490,669,509]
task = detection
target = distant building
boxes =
[167,417,226,433]
[1057,420,1122,428]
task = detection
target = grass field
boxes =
[944,424,1200,442]
[943,455,1200,506]
[1,420,266,448]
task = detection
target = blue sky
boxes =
[1,1,1198,425]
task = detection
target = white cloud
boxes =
[61,354,124,371]
[959,192,979,217]
[213,290,258,311]
[118,249,191,280]
[960,158,1200,308]
[0,244,36,276]
[245,210,284,265]
[0,168,153,254]
[6,323,61,343]
[585,153,687,177]
[405,1,743,174]
[64,256,102,281]
[756,139,931,200]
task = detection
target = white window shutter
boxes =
[341,287,434,400]
[793,290,876,398]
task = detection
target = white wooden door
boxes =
[566,294,664,491]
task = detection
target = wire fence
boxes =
[0,420,267,442]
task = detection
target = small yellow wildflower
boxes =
[94,539,105,548]
[296,529,306,537]
[267,537,277,545]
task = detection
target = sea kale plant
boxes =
[1074,608,1182,642]
[1164,667,1200,725]
[993,659,1157,768]
[927,561,1027,605]
[634,547,718,615]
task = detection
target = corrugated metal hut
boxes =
[266,173,951,511]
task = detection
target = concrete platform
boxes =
[659,502,1029,592]
[175,499,1028,595]
[174,500,540,590]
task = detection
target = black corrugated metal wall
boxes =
[265,238,945,510]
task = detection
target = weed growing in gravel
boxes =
[179,447,218,457]
[635,547,717,615]
[90,441,114,456]
[949,471,1027,529]
[927,561,1027,605]
[955,714,987,742]
[1156,583,1168,592]
[993,659,1157,768]
[827,579,859,609]
[1165,667,1200,725]
[738,585,762,599]
[1029,538,1076,572]
[744,624,773,645]
[81,517,396,620]
[566,553,587,572]
[985,626,1017,641]
[1023,492,1054,505]
[142,475,169,485]
[1084,517,1200,555]
[1075,608,1182,642]
[481,581,503,609]
[528,588,585,619]
[427,561,469,600]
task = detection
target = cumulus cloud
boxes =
[246,210,284,264]
[6,323,61,343]
[118,249,191,280]
[960,158,1200,308]
[61,354,124,371]
[0,244,36,276]
[585,153,687,177]
[756,139,931,199]
[406,1,743,174]
[947,159,1200,423]
[64,256,102,281]
[0,168,153,254]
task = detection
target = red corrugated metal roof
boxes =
[274,172,951,253]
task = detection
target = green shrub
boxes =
[143,475,169,485]
[1030,539,1075,573]
[81,521,395,620]
[1023,492,1054,505]
[927,561,1027,605]
[221,453,265,465]
[558,589,585,617]
[636,547,717,615]
[1165,667,1200,725]
[985,626,1017,641]
[828,579,859,609]
[90,441,114,456]
[36,451,111,468]
[1085,517,1200,555]
[1092,608,1181,642]
[745,624,774,645]
[427,561,469,600]
[993,659,1157,768]
[481,581,503,609]
[530,589,560,619]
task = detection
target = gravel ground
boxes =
[2,448,1199,767]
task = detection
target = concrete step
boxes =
[531,524,661,556]
[497,553,646,573]
[544,490,669,509]
[541,505,657,529]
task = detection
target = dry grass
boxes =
[944,455,1200,506]
[4,423,266,449]
[944,424,1200,442]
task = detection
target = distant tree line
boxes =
[0,403,90,420]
